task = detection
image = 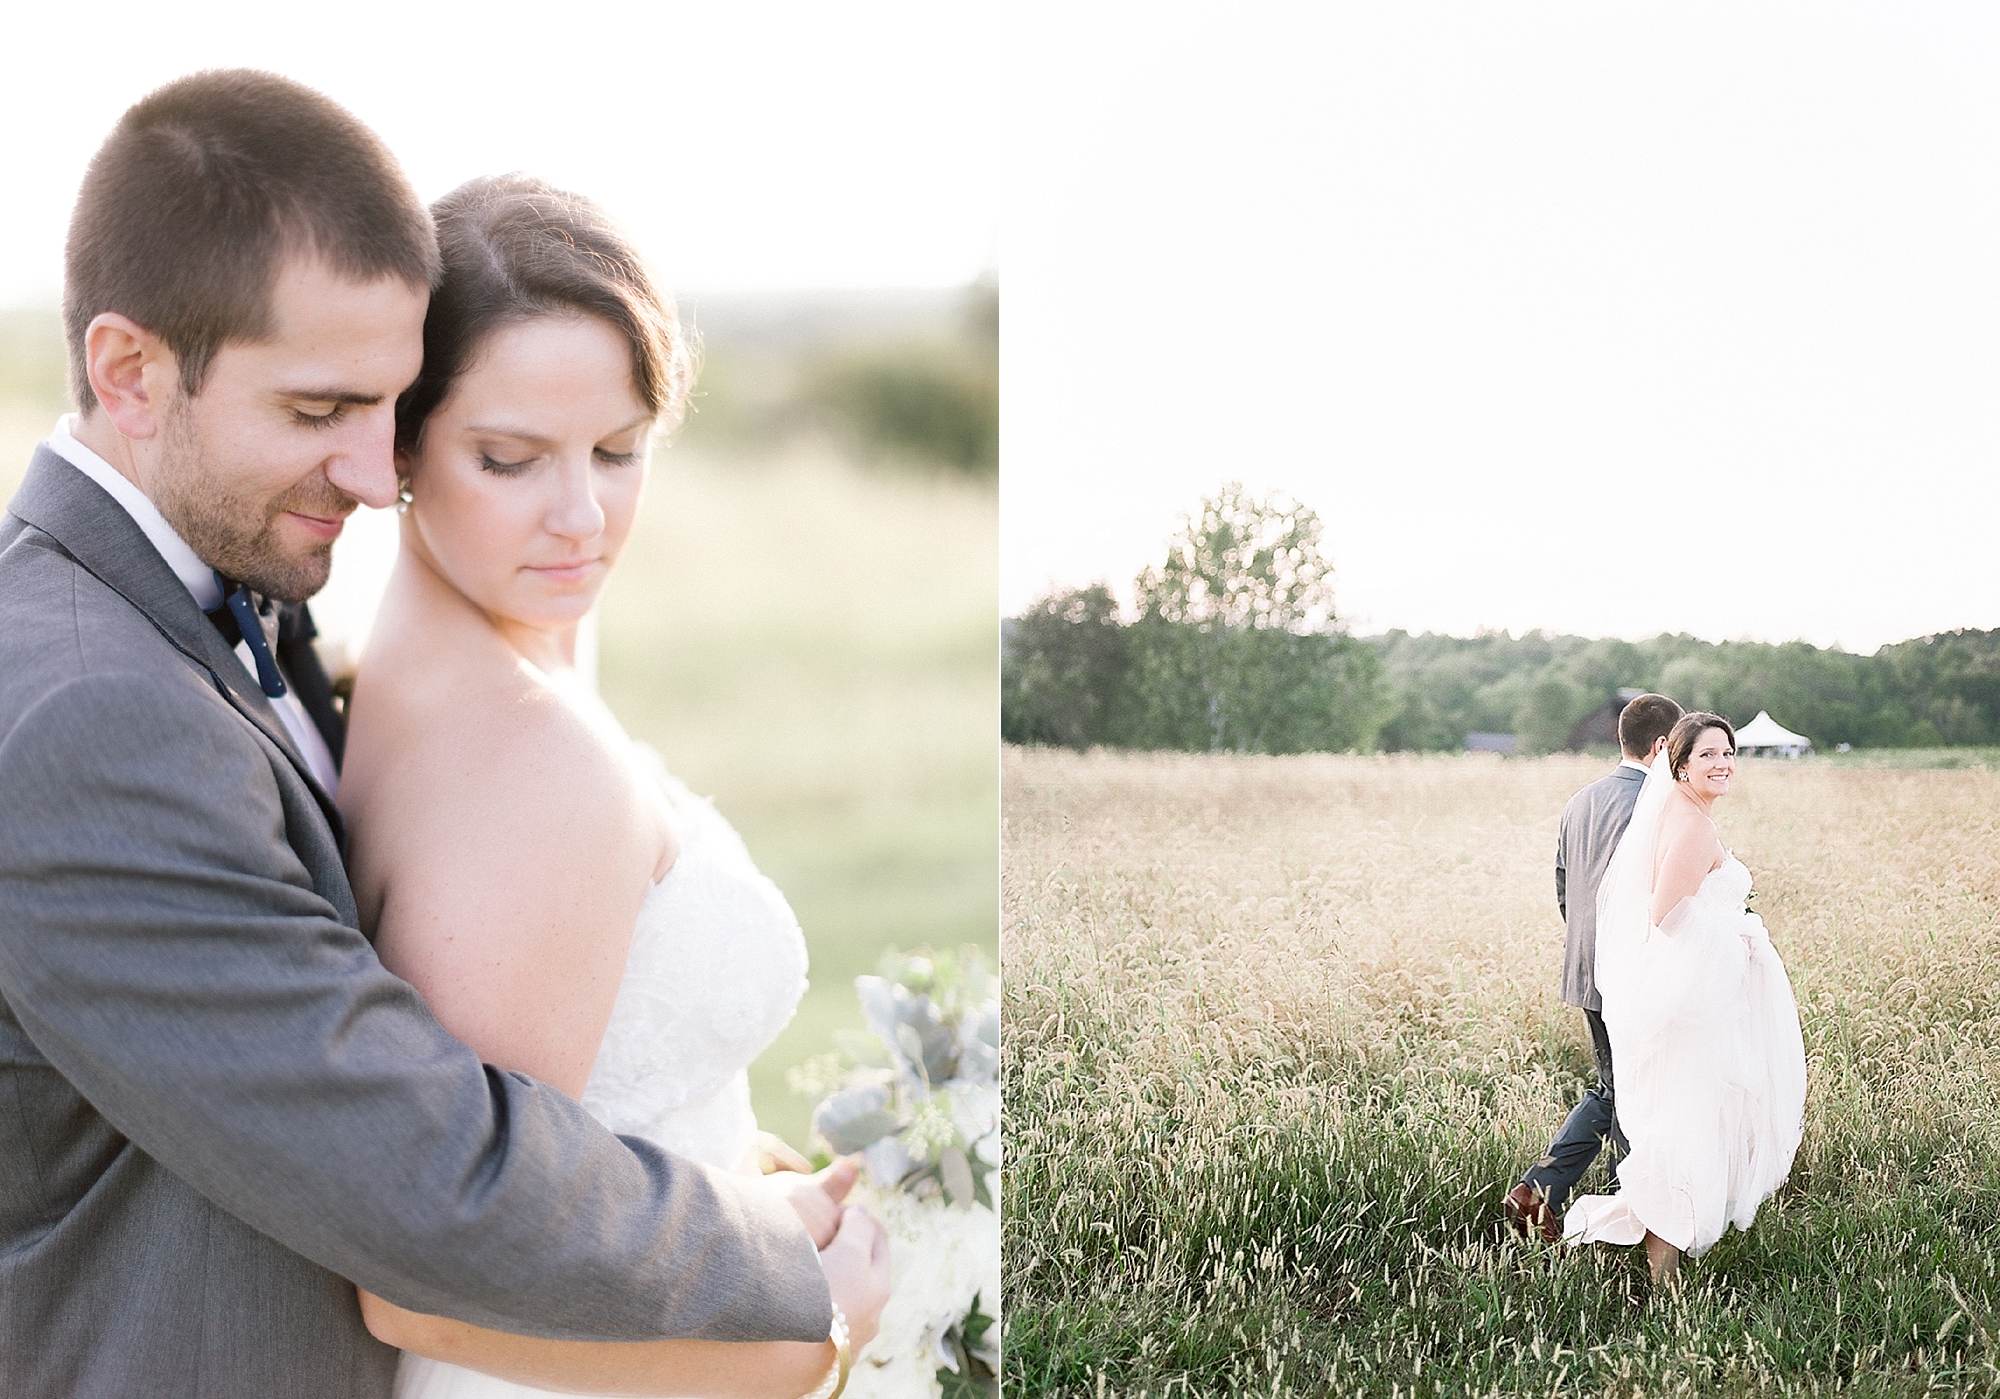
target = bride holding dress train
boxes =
[1563,711,1808,1282]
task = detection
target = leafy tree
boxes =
[1515,675,1592,756]
[804,282,998,475]
[1128,484,1382,753]
[1000,501,2000,758]
[1000,585,1131,748]
[806,346,997,474]
[1368,627,2000,753]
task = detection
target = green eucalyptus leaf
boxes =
[939,1145,974,1207]
[812,1085,900,1154]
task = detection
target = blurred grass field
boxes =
[0,412,998,1152]
[598,439,995,1148]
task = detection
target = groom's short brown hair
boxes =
[63,69,439,413]
[1618,693,1684,759]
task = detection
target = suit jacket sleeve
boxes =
[1554,802,1569,922]
[0,671,830,1344]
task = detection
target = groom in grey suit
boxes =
[1502,692,1683,1243]
[0,72,849,1398]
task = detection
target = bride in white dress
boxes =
[1563,712,1807,1282]
[337,174,888,1396]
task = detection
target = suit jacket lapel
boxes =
[7,445,345,843]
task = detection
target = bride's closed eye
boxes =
[476,447,641,475]
[478,452,537,477]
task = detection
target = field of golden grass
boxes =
[1004,746,2000,1396]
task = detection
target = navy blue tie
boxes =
[209,572,288,699]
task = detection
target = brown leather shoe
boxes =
[1503,1183,1561,1244]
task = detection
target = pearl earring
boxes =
[396,478,414,515]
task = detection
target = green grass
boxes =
[1004,747,2000,1396]
[1006,1050,2000,1397]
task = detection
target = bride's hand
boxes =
[819,1204,891,1353]
[754,1130,816,1174]
[766,1155,860,1248]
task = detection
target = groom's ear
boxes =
[83,313,177,441]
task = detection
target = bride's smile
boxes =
[1678,729,1735,810]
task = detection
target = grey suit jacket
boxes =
[1554,763,1648,1012]
[0,448,830,1398]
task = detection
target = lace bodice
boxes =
[1696,854,1753,909]
[576,751,808,1170]
[393,754,806,1399]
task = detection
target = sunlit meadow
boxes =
[1003,747,2000,1396]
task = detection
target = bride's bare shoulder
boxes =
[1655,793,1724,862]
[339,623,661,921]
[338,623,673,1094]
[1656,796,1702,834]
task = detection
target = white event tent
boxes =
[1735,711,1814,758]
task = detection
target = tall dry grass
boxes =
[1004,747,2000,1396]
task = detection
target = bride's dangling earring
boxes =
[396,477,414,516]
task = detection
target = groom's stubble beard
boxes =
[152,395,358,604]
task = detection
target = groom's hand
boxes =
[820,1203,891,1353]
[767,1155,860,1248]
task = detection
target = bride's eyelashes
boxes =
[478,452,535,477]
[474,446,643,476]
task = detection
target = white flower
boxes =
[947,1082,999,1167]
[845,1180,1001,1399]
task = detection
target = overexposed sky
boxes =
[0,1,997,305]
[1003,4,2000,654]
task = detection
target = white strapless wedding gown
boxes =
[393,755,809,1399]
[1563,854,1807,1256]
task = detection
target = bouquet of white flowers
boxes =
[790,949,999,1399]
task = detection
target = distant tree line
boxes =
[1368,629,2000,753]
[1005,485,1384,754]
[1,288,999,478]
[799,280,996,475]
[682,282,996,476]
[1004,490,2000,755]
[1008,609,2000,755]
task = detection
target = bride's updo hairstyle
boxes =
[1667,711,1736,781]
[395,173,692,450]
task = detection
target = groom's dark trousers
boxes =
[0,449,830,1399]
[1516,762,1647,1213]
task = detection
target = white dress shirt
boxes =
[44,415,341,794]
[1619,757,1653,775]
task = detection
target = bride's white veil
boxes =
[1591,751,1678,1040]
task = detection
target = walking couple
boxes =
[0,71,893,1397]
[1504,694,1809,1282]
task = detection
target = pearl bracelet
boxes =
[801,1305,852,1399]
